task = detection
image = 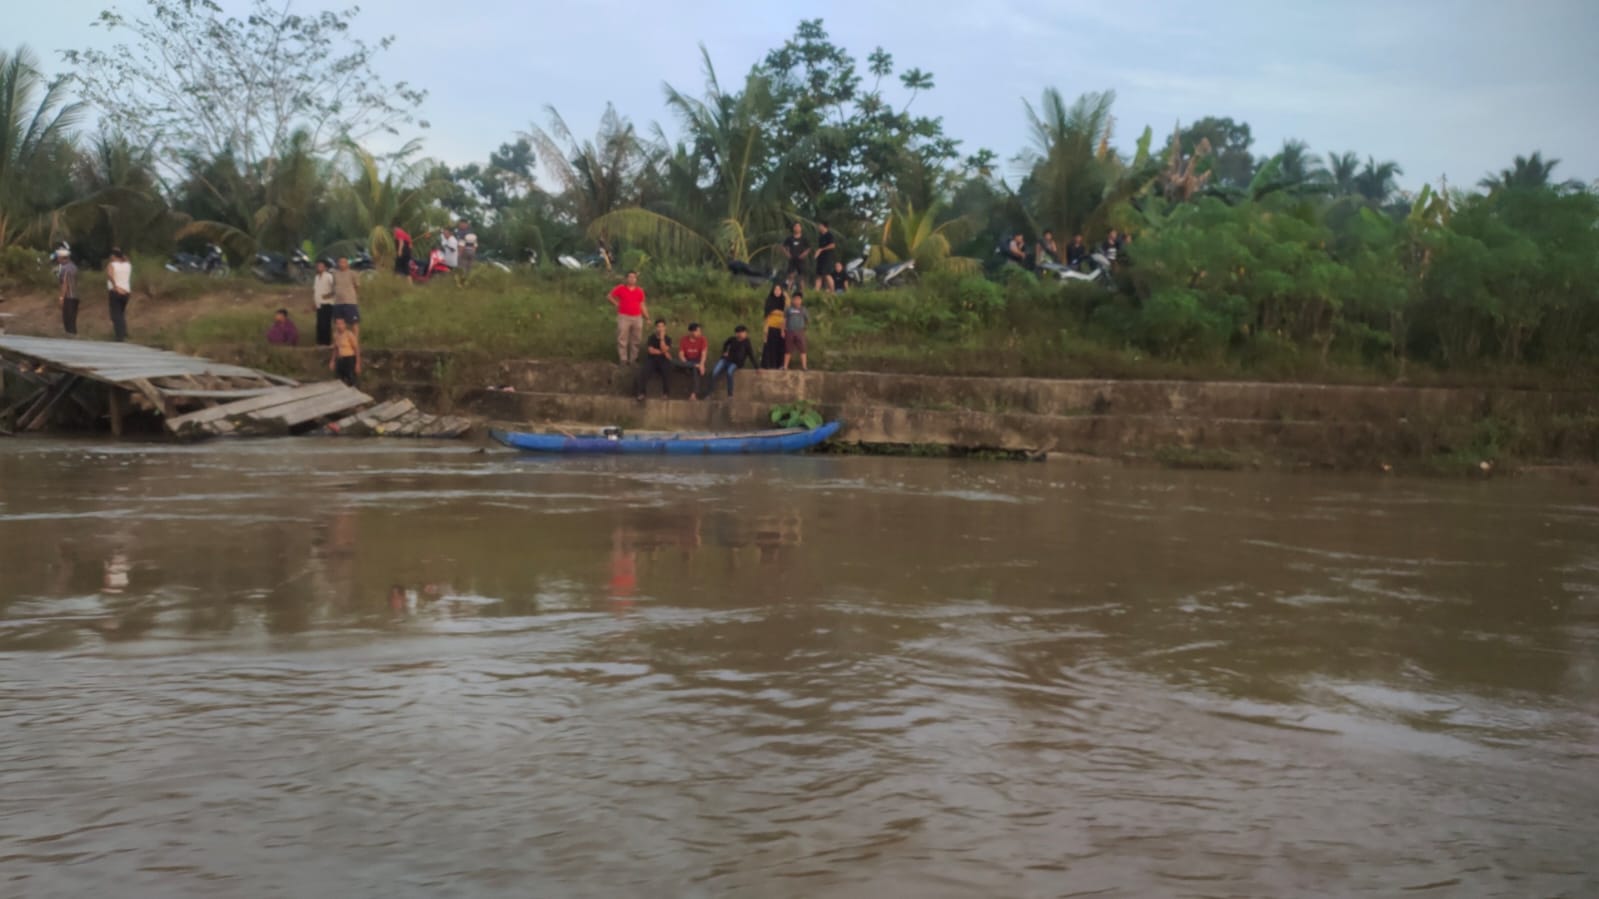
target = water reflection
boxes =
[0,441,1596,896]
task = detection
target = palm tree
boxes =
[175,130,330,256]
[1326,151,1361,196]
[524,104,645,231]
[1019,89,1116,235]
[59,131,174,256]
[1276,140,1326,186]
[1354,156,1404,204]
[870,195,978,274]
[0,45,84,247]
[590,50,792,264]
[1478,151,1581,193]
[329,140,445,267]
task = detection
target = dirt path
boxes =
[0,281,298,343]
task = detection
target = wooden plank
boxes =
[109,389,124,437]
[20,375,81,431]
[159,387,287,399]
[166,382,345,430]
[248,388,371,429]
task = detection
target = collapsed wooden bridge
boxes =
[0,335,470,439]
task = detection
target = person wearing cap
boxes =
[104,248,133,341]
[55,248,79,336]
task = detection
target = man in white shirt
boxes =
[105,247,133,341]
[440,230,460,271]
[311,259,336,345]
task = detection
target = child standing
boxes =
[330,317,361,386]
[782,293,810,371]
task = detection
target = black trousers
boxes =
[635,355,671,397]
[108,291,129,341]
[335,356,358,386]
[62,297,79,335]
[315,305,334,346]
[761,327,784,369]
[673,360,704,397]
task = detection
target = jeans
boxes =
[108,290,129,341]
[708,359,739,396]
[62,297,79,335]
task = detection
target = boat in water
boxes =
[490,421,842,455]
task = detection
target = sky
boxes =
[14,0,1599,192]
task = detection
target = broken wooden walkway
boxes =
[0,336,468,440]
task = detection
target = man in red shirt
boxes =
[677,322,708,399]
[607,270,648,365]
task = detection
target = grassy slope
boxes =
[3,258,1595,390]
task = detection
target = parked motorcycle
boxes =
[1038,252,1113,288]
[558,252,609,271]
[843,245,916,287]
[727,258,775,286]
[252,248,315,284]
[164,243,230,278]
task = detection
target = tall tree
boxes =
[1354,156,1404,204]
[65,0,427,179]
[0,45,83,247]
[1326,151,1361,196]
[1180,116,1255,188]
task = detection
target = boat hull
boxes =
[490,421,842,455]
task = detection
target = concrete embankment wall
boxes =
[239,348,1599,467]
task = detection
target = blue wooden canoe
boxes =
[490,421,842,455]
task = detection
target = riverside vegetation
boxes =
[0,4,1596,389]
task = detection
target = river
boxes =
[0,440,1595,898]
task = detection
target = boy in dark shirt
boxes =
[782,293,810,372]
[677,322,708,399]
[635,318,673,400]
[782,222,809,279]
[707,325,756,398]
[1066,234,1089,269]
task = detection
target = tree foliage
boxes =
[64,0,426,177]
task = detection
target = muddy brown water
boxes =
[0,439,1595,898]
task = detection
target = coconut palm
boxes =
[58,131,175,256]
[1326,151,1361,196]
[1478,151,1581,193]
[0,45,84,247]
[870,196,979,274]
[1018,88,1116,235]
[1354,157,1404,204]
[329,139,445,267]
[175,130,330,256]
[525,104,645,231]
[590,51,792,264]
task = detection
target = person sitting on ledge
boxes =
[267,308,299,346]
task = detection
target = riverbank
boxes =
[3,275,1596,473]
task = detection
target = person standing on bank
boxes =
[813,221,837,293]
[55,248,79,336]
[782,222,809,283]
[782,292,810,372]
[312,258,336,345]
[331,257,361,336]
[393,226,414,277]
[608,271,648,365]
[761,282,788,369]
[329,317,361,386]
[105,248,133,342]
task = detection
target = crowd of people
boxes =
[1001,228,1128,271]
[51,246,131,341]
[608,265,813,402]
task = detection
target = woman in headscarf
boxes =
[760,282,788,369]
